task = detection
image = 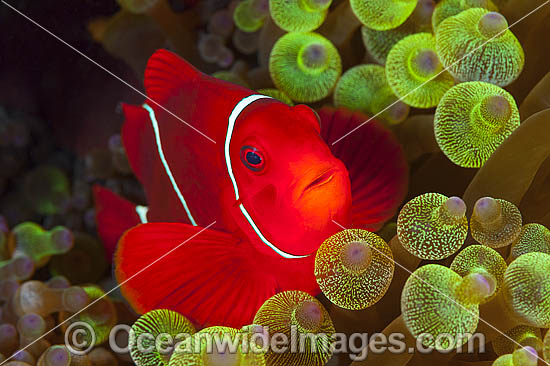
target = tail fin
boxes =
[93,185,143,262]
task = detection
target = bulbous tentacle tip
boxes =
[473,197,502,223]
[478,11,509,38]
[411,49,442,78]
[455,271,496,305]
[12,256,35,281]
[130,309,196,366]
[471,197,522,248]
[340,241,373,275]
[49,227,74,253]
[233,0,267,32]
[42,345,71,366]
[512,346,539,366]
[334,64,409,125]
[17,312,46,338]
[384,101,411,125]
[451,245,506,304]
[298,43,328,71]
[443,196,467,219]
[483,95,512,125]
[293,300,323,333]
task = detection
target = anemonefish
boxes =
[93,49,408,328]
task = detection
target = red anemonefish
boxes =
[93,49,408,328]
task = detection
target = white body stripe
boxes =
[136,205,149,223]
[225,95,309,259]
[142,103,198,226]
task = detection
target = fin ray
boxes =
[318,106,409,231]
[144,49,201,104]
[115,223,279,327]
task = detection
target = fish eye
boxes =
[240,146,265,172]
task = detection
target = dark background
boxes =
[1,0,144,154]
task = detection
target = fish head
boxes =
[227,99,352,258]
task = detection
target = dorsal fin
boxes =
[144,49,201,104]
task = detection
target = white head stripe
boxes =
[142,103,198,226]
[225,95,309,259]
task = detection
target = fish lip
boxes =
[303,168,337,193]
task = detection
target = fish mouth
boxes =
[304,168,337,193]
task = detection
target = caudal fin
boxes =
[115,223,280,328]
[93,185,143,262]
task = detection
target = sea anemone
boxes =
[333,64,410,125]
[49,232,108,284]
[0,256,34,282]
[11,222,73,268]
[168,326,265,365]
[315,229,394,310]
[350,0,418,31]
[434,81,520,168]
[492,325,543,356]
[509,223,550,260]
[502,252,550,328]
[435,8,524,86]
[402,264,492,350]
[253,291,334,366]
[129,309,196,366]
[450,244,506,303]
[269,32,341,102]
[13,281,90,317]
[257,88,294,105]
[361,0,434,64]
[397,193,468,260]
[431,0,499,30]
[269,0,332,32]
[470,197,522,248]
[493,347,539,366]
[233,0,269,33]
[386,33,455,108]
[59,285,117,346]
